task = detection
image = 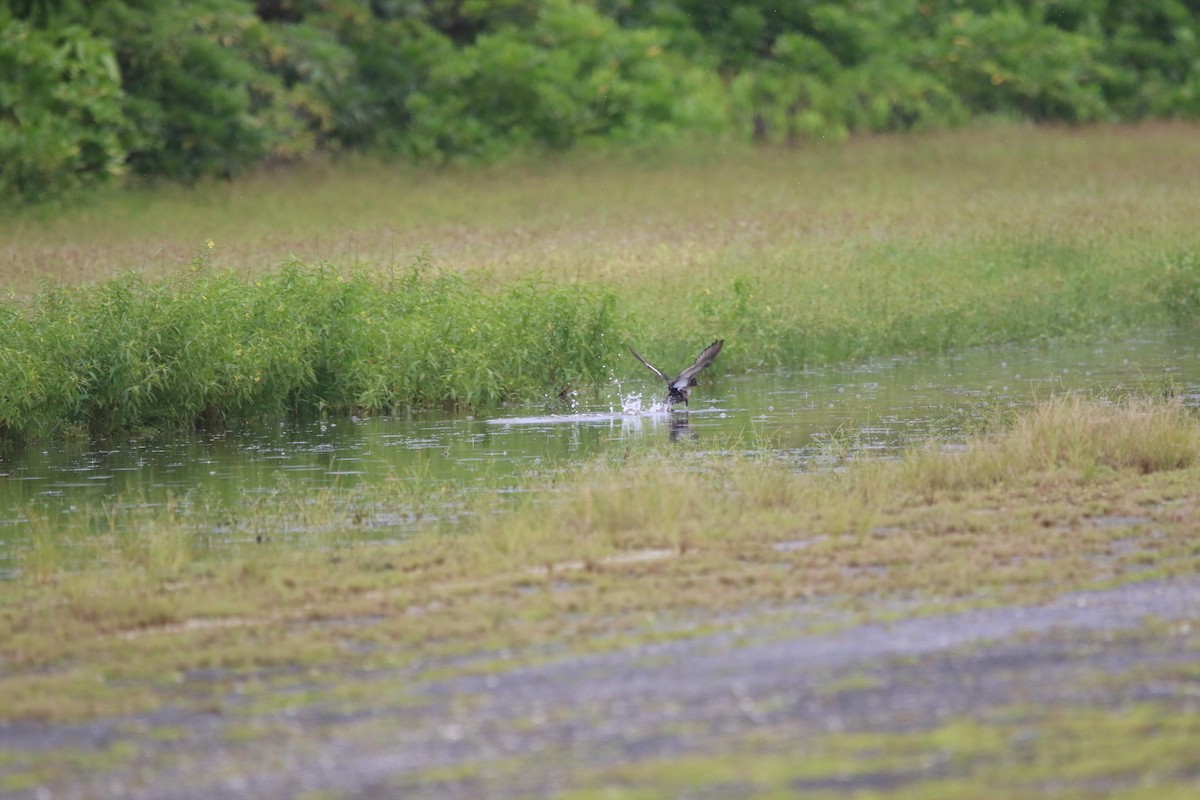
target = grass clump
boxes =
[0,256,623,443]
[894,396,1200,494]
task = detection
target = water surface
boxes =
[2,332,1197,572]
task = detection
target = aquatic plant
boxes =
[0,258,624,442]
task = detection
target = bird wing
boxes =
[671,339,724,389]
[628,345,670,383]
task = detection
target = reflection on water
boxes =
[1,331,1198,570]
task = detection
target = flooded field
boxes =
[1,331,1197,573]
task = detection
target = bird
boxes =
[628,339,724,407]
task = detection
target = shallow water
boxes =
[2,332,1198,572]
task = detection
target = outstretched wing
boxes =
[671,339,724,390]
[628,345,670,383]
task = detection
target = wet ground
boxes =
[5,576,1198,799]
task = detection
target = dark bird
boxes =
[628,339,724,407]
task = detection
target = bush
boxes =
[343,1,728,160]
[1096,1,1200,118]
[84,0,351,181]
[920,7,1111,123]
[0,20,131,204]
[5,0,1200,204]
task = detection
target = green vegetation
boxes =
[1,236,1193,442]
[0,255,621,441]
[3,124,1199,442]
[6,6,1199,790]
[0,22,129,203]
[4,0,1200,205]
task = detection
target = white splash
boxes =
[620,391,672,416]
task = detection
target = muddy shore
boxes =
[6,577,1198,799]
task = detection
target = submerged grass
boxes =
[3,124,1200,440]
[2,397,1198,723]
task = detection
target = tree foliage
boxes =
[3,0,1199,205]
[0,19,131,202]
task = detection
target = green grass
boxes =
[2,123,1200,439]
[0,256,622,441]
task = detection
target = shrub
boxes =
[83,0,350,181]
[0,20,131,204]
[731,56,966,143]
[1095,1,1200,118]
[348,1,728,160]
[5,0,1200,200]
[920,7,1111,123]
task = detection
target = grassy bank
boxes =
[3,245,1197,442]
[2,124,1200,440]
[3,397,1198,724]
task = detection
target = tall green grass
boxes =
[674,236,1200,369]
[0,257,622,442]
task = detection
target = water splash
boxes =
[619,391,671,416]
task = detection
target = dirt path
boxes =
[5,576,1199,799]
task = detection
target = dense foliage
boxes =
[0,21,131,201]
[3,0,1199,203]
